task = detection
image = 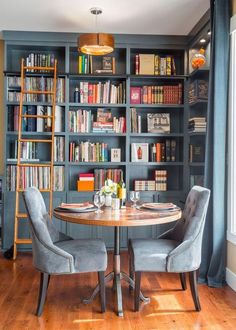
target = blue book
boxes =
[27,105,37,131]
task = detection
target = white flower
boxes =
[100,179,117,196]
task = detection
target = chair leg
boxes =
[134,271,141,312]
[129,253,134,292]
[189,270,201,311]
[36,272,50,316]
[98,271,106,313]
[179,273,187,290]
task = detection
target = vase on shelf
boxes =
[105,194,112,207]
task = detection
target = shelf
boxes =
[68,103,126,107]
[69,162,126,166]
[4,70,67,77]
[69,74,127,79]
[129,162,184,166]
[6,161,65,165]
[188,67,210,79]
[6,131,65,136]
[188,132,206,136]
[189,162,205,167]
[69,133,126,137]
[188,100,208,107]
[130,133,184,137]
[7,102,66,106]
[130,74,187,80]
[130,104,184,108]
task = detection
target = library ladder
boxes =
[13,59,58,260]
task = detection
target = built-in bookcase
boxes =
[2,31,208,249]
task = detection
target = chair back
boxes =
[23,187,67,272]
[167,186,210,272]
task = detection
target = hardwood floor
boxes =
[0,251,236,330]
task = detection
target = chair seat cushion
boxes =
[55,239,107,273]
[130,239,179,272]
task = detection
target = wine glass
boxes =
[130,191,140,208]
[94,193,105,214]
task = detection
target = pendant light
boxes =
[78,8,114,56]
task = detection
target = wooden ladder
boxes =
[13,59,58,260]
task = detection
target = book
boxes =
[102,56,113,70]
[139,54,155,75]
[147,113,170,133]
[111,148,121,162]
[97,108,112,122]
[189,144,205,162]
[131,143,149,162]
[130,87,141,104]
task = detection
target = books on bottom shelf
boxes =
[94,169,123,191]
[77,173,95,192]
[134,170,167,191]
[6,165,64,191]
[190,175,204,188]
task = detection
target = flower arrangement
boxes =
[100,179,117,197]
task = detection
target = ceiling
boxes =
[0,0,210,38]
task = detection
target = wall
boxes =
[226,3,236,291]
[0,40,4,175]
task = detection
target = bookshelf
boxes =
[2,31,206,250]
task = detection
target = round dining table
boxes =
[53,205,182,316]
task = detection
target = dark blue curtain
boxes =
[199,0,230,287]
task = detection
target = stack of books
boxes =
[77,173,95,191]
[134,180,156,191]
[188,117,207,132]
[155,170,167,191]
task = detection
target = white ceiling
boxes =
[0,0,209,38]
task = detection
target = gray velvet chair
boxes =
[129,185,210,312]
[23,187,107,316]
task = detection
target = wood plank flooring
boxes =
[0,251,236,330]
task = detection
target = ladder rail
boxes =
[13,58,57,259]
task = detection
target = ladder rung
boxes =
[21,114,53,119]
[17,189,51,192]
[19,139,53,143]
[22,90,54,95]
[23,66,55,71]
[15,239,32,244]
[16,213,28,218]
[18,163,51,167]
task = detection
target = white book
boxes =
[55,105,63,132]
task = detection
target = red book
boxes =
[130,87,141,104]
[88,83,93,103]
[79,173,94,177]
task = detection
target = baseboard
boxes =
[226,267,236,291]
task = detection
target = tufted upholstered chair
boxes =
[23,187,107,316]
[129,186,210,311]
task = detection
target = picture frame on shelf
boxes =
[147,113,170,133]
[111,148,121,162]
[131,143,149,162]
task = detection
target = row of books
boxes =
[131,109,170,134]
[7,77,65,103]
[131,141,177,162]
[188,117,207,133]
[69,141,109,162]
[6,165,64,191]
[94,169,123,191]
[73,81,126,104]
[188,80,208,104]
[78,55,116,74]
[190,175,204,188]
[130,84,182,105]
[25,53,56,71]
[8,137,65,162]
[54,137,65,162]
[8,105,64,132]
[8,141,38,161]
[68,109,126,133]
[135,54,176,75]
[134,170,167,191]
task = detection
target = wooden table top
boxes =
[53,206,182,227]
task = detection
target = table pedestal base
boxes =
[83,227,150,316]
